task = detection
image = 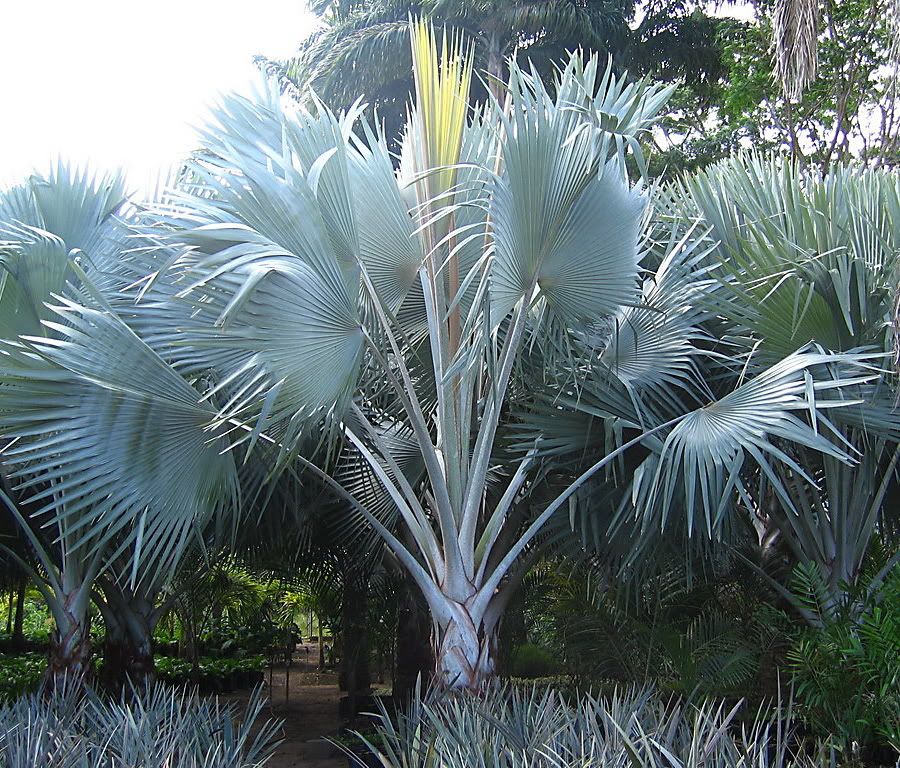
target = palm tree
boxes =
[772,0,900,101]
[261,0,724,143]
[773,0,820,101]
[664,155,900,611]
[0,166,241,684]
[270,0,629,100]
[1,26,891,690]
[129,24,879,688]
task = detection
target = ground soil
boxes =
[246,643,349,768]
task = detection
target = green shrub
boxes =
[154,654,267,690]
[0,653,45,702]
[786,561,900,757]
[0,679,281,767]
[509,643,562,679]
[154,656,193,682]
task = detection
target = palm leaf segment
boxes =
[0,164,126,341]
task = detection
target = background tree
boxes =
[657,0,900,171]
[0,498,30,653]
[260,0,727,146]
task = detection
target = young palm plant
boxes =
[662,155,900,611]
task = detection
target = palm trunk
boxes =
[424,552,525,690]
[429,591,508,691]
[98,592,157,691]
[486,32,504,102]
[394,575,433,701]
[434,610,497,689]
[11,578,26,652]
[338,576,369,694]
[46,595,92,688]
[102,627,155,691]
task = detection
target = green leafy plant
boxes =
[508,643,563,680]
[154,655,266,691]
[786,559,900,757]
[520,558,774,697]
[0,653,45,702]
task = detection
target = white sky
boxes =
[0,2,757,195]
[0,0,317,192]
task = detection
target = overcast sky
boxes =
[0,0,317,192]
[1,2,757,194]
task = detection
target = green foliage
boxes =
[154,655,267,688]
[0,680,281,767]
[648,0,900,174]
[0,596,52,644]
[347,681,835,767]
[165,563,280,662]
[268,0,727,146]
[785,560,900,755]
[0,653,44,702]
[520,559,777,697]
[508,643,562,680]
[713,0,897,167]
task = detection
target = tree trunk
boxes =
[433,605,497,690]
[100,608,156,691]
[425,573,520,691]
[96,583,160,692]
[497,590,526,676]
[486,32,504,103]
[338,577,369,694]
[393,575,433,702]
[46,603,92,688]
[101,627,155,691]
[11,578,26,653]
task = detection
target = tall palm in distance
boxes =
[260,0,726,143]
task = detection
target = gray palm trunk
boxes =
[96,582,164,690]
[45,575,95,688]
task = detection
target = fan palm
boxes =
[556,156,900,617]
[0,167,241,683]
[122,23,883,689]
[0,25,890,690]
[664,155,900,610]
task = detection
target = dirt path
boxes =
[259,644,347,768]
